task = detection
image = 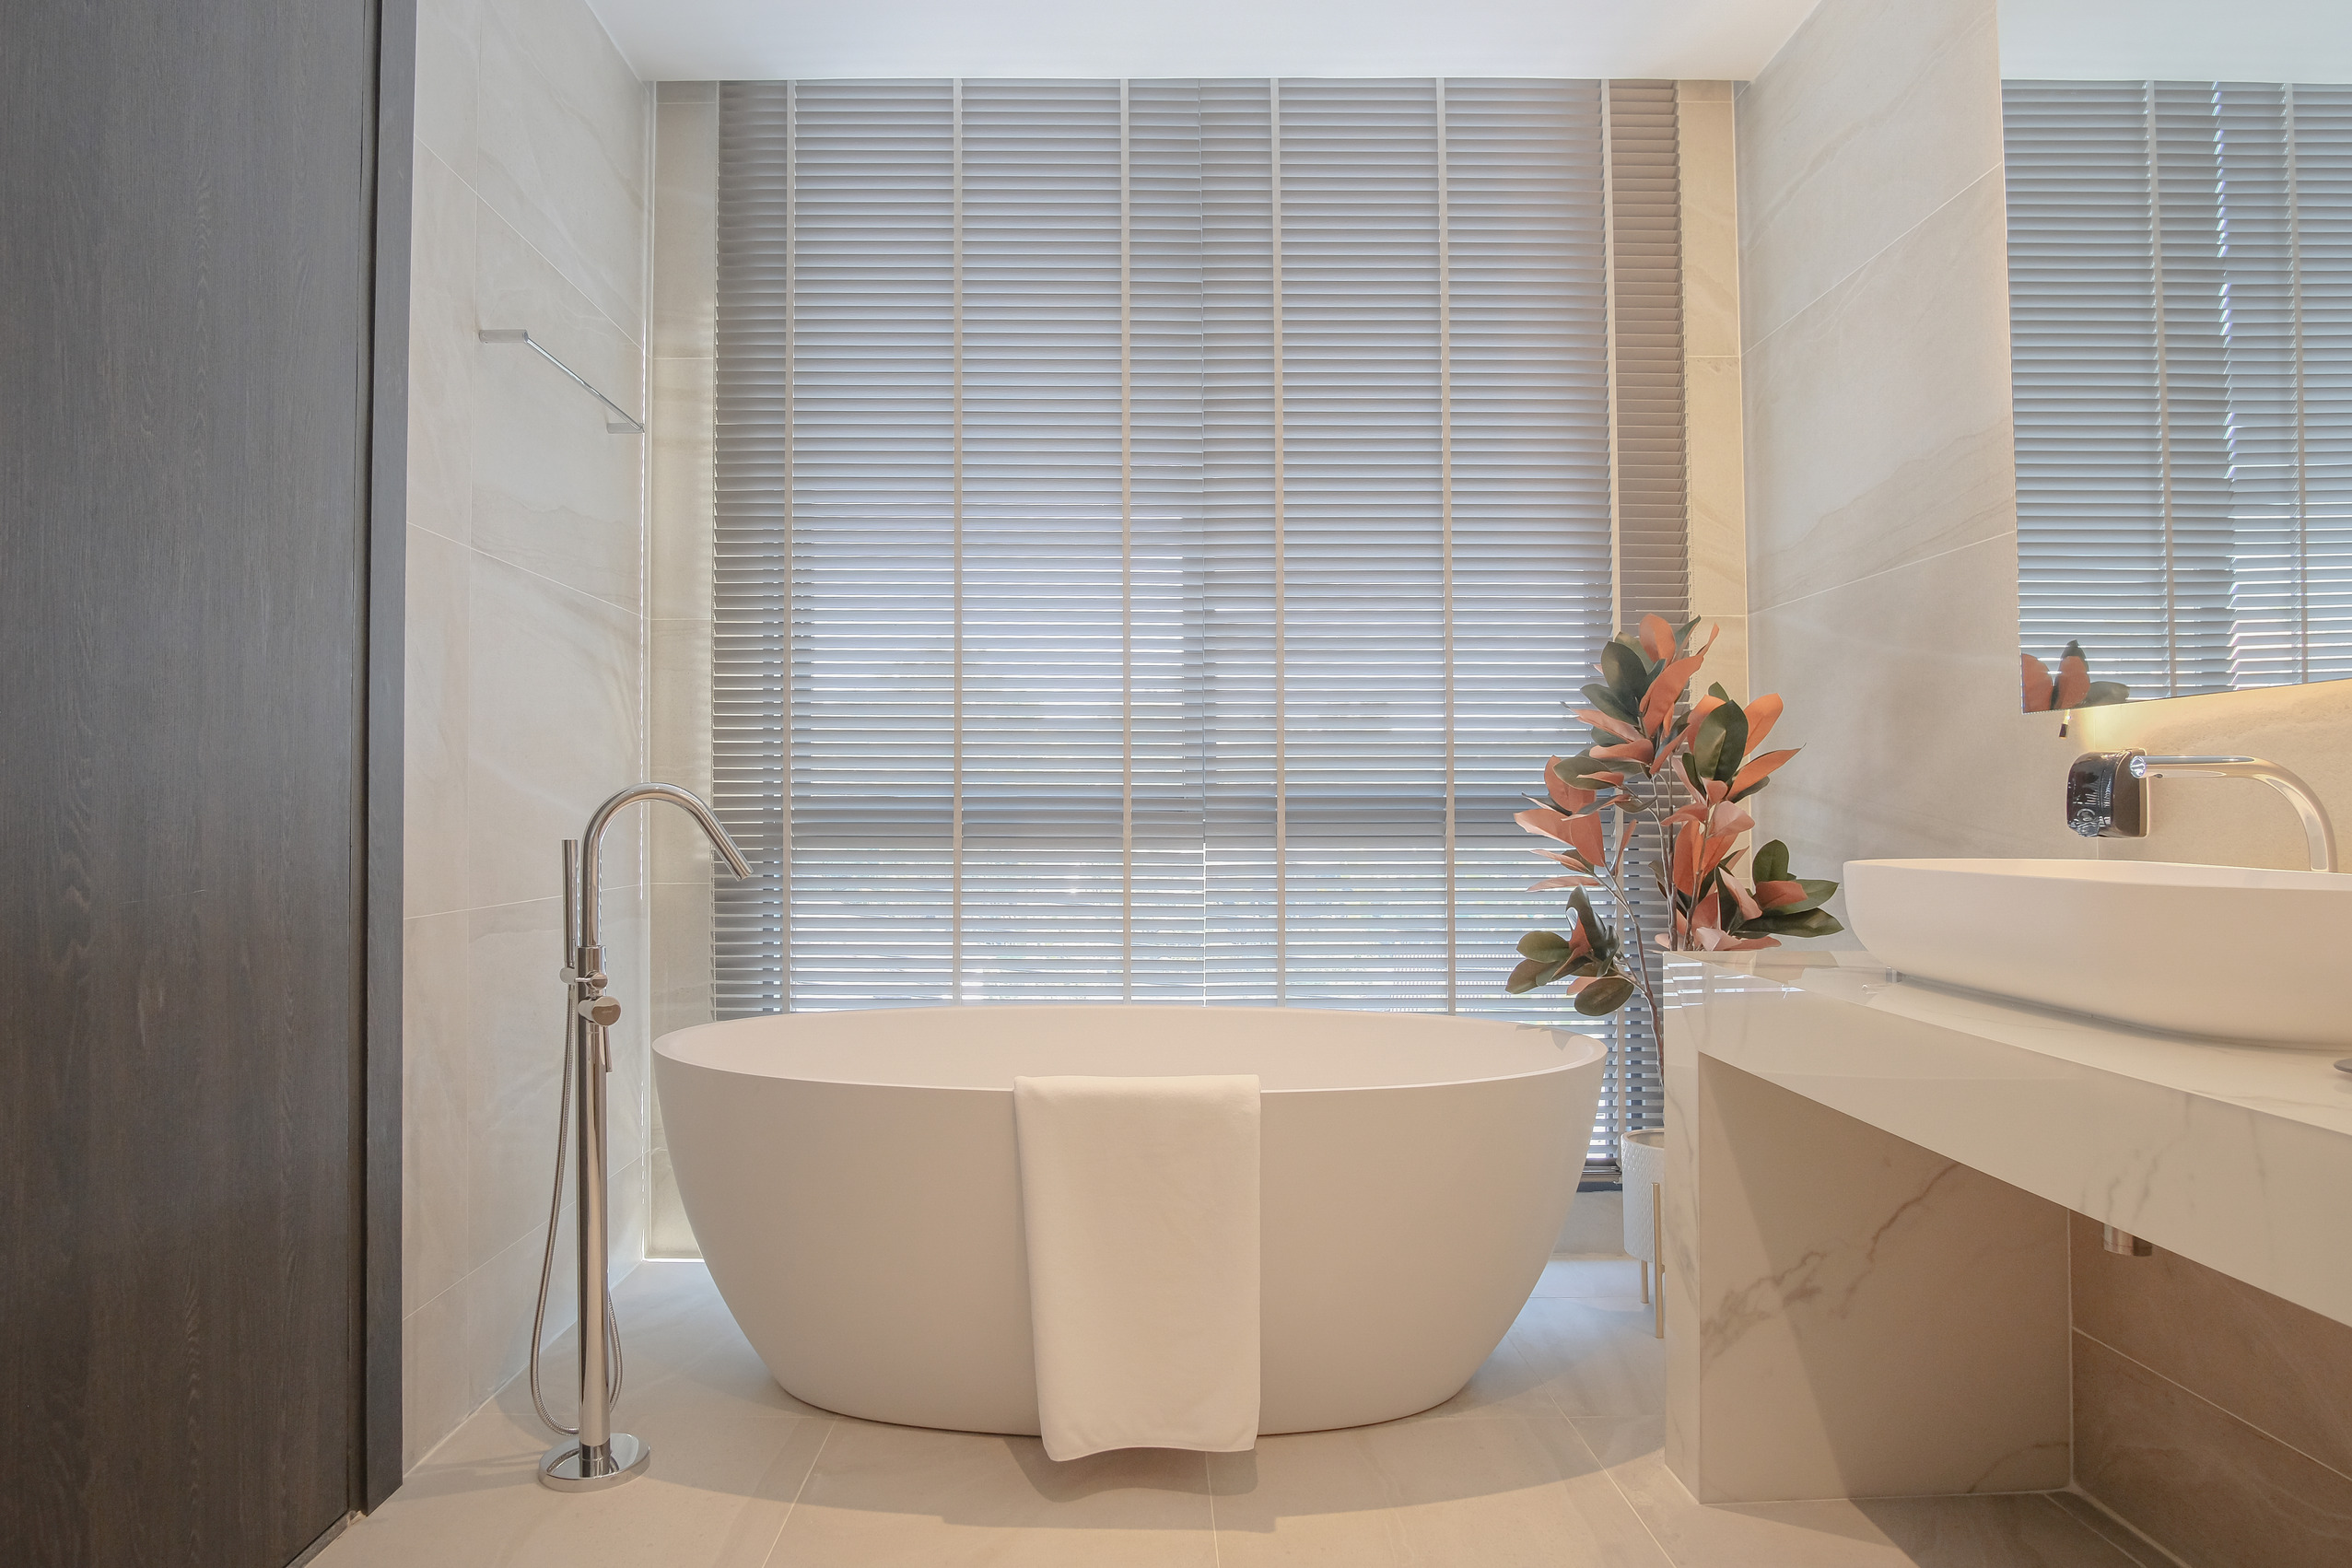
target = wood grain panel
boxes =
[0,0,402,1560]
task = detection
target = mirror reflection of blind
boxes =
[2006,80,2352,699]
[713,78,1681,1163]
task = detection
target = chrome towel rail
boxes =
[478,328,645,434]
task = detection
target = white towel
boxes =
[1012,1073,1261,1461]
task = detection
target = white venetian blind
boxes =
[714,78,1680,1164]
[2007,79,2352,698]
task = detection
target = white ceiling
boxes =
[1999,0,2352,82]
[585,0,1827,84]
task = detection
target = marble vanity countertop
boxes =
[1665,949,2352,1328]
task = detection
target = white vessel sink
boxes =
[1843,858,2352,1047]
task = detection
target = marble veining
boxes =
[1674,951,2352,1333]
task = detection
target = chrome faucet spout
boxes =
[2066,750,2337,872]
[578,782,754,950]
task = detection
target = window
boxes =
[714,78,1684,1164]
[2007,80,2352,698]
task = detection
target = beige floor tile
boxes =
[321,1263,830,1568]
[765,1420,1216,1567]
[1572,1417,2139,1568]
[1511,1295,1667,1420]
[1210,1417,1671,1567]
[1533,1258,1648,1302]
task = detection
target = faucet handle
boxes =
[576,995,622,1027]
[2066,751,2148,838]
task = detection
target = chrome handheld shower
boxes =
[530,783,752,1492]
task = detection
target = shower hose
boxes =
[527,1007,623,1437]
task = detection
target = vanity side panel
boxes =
[1668,1028,2068,1501]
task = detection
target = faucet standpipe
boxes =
[530,785,754,1494]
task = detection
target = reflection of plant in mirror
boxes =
[2022,639,2128,711]
[1507,614,1844,1035]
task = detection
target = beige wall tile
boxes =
[1745,170,2016,614]
[651,97,719,361]
[412,0,481,186]
[407,147,477,553]
[473,0,649,340]
[398,1282,470,1473]
[1678,95,1741,363]
[462,894,568,1268]
[404,524,473,919]
[1736,0,2005,347]
[649,354,716,622]
[404,0,648,1474]
[403,910,472,1314]
[472,209,646,613]
[1748,537,2088,930]
[2076,1334,2352,1567]
[1686,359,1747,619]
[463,552,642,911]
[2072,1213,2352,1487]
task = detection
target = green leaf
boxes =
[1581,683,1636,725]
[1517,930,1576,963]
[1741,907,1844,939]
[1777,877,1839,914]
[2085,682,2129,706]
[1677,614,1705,650]
[1749,838,1791,884]
[1599,638,1651,707]
[1556,752,1623,789]
[1691,700,1749,783]
[1574,975,1638,1015]
[1506,956,1571,994]
[1566,888,1617,963]
[1706,681,1731,702]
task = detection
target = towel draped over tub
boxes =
[1012,1073,1262,1461]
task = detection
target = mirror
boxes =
[2001,1,2352,708]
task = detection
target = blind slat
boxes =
[715,77,1681,1164]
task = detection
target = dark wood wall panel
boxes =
[1,0,401,1562]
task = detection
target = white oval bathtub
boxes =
[654,1005,1605,1436]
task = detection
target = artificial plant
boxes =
[2021,639,2127,711]
[1506,614,1845,1037]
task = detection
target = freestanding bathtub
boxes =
[654,1005,1605,1435]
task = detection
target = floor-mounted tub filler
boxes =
[532,783,753,1492]
[657,1005,1605,1437]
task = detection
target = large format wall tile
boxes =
[474,0,648,341]
[2076,1334,2352,1567]
[403,909,473,1316]
[2073,1214,2352,1488]
[651,95,718,361]
[1736,0,2004,346]
[472,208,646,613]
[464,551,641,912]
[413,0,481,185]
[1748,535,2087,930]
[1745,170,2016,614]
[408,147,477,553]
[404,524,473,919]
[464,894,569,1270]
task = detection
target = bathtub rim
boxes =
[653,1002,1607,1096]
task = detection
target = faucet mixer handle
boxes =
[2066,750,2148,839]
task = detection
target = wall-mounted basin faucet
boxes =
[2066,750,2337,872]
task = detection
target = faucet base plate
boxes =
[538,1433,650,1492]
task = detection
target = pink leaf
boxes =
[2055,650,2089,709]
[2021,654,2054,712]
[1577,708,1648,746]
[1639,613,1676,661]
[1728,749,1797,797]
[1593,739,1656,766]
[1755,880,1808,910]
[1744,693,1784,750]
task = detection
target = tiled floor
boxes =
[321,1258,2151,1567]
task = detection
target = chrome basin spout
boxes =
[2067,751,2336,872]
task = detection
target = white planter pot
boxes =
[1620,1129,1665,1263]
